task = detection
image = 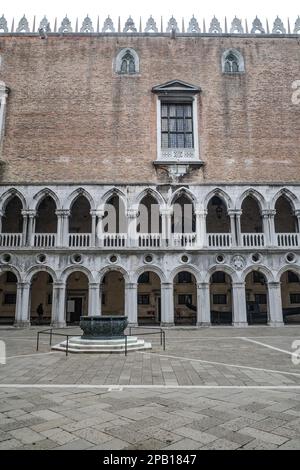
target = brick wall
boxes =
[0,35,300,184]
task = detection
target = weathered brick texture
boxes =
[0,35,300,184]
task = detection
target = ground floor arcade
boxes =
[1,265,299,328]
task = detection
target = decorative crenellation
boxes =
[0,15,299,35]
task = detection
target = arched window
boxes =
[222,49,245,74]
[121,51,135,74]
[115,48,140,74]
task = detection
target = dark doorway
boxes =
[68,297,83,324]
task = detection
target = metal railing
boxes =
[36,328,81,357]
[128,325,166,352]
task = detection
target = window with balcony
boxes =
[152,80,202,168]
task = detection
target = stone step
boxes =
[51,336,152,354]
[69,336,139,346]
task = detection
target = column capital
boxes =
[232,281,246,288]
[95,209,106,218]
[88,282,100,289]
[161,282,173,289]
[55,209,70,217]
[197,282,210,289]
[262,209,276,217]
[125,282,138,289]
[194,209,207,216]
[228,209,242,216]
[267,281,281,289]
[294,209,300,217]
[22,209,36,217]
[53,281,66,289]
[127,209,139,218]
[159,208,173,216]
[17,281,30,289]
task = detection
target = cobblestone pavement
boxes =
[0,325,300,449]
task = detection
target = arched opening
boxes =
[137,271,161,325]
[101,271,125,315]
[172,193,195,247]
[206,196,231,247]
[245,271,269,324]
[280,270,300,325]
[137,194,161,247]
[174,271,197,325]
[224,52,239,72]
[69,196,92,247]
[30,272,53,325]
[275,196,297,233]
[0,271,17,324]
[102,195,127,247]
[66,271,89,324]
[36,196,57,233]
[120,50,136,74]
[2,196,23,233]
[210,271,233,324]
[241,196,264,247]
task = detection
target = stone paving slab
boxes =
[0,326,300,449]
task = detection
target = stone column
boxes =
[267,282,284,327]
[27,210,36,247]
[268,210,276,246]
[195,208,207,248]
[96,209,105,247]
[232,282,248,327]
[228,210,237,246]
[127,208,138,248]
[160,208,172,247]
[235,210,242,247]
[90,210,97,247]
[262,210,271,246]
[61,210,70,247]
[196,282,211,326]
[88,282,100,317]
[14,282,31,327]
[51,282,66,328]
[0,209,3,234]
[160,282,174,326]
[125,282,138,325]
[294,210,300,234]
[55,210,64,247]
[0,84,10,151]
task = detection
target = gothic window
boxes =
[161,103,193,149]
[115,48,139,74]
[120,51,135,74]
[222,49,245,74]
[224,53,239,73]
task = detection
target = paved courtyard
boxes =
[0,325,300,449]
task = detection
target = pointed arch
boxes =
[169,187,197,206]
[0,188,26,212]
[99,187,127,209]
[115,48,140,74]
[66,188,95,211]
[221,48,245,73]
[237,188,266,211]
[32,188,60,211]
[271,188,299,211]
[135,188,165,207]
[204,188,233,210]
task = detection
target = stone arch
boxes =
[60,265,95,284]
[24,265,58,284]
[204,264,238,283]
[241,265,275,283]
[169,187,197,207]
[237,188,266,211]
[32,188,60,211]
[204,188,233,210]
[115,47,140,74]
[97,265,130,284]
[66,188,95,211]
[170,264,201,283]
[221,48,245,73]
[0,188,26,212]
[0,265,21,283]
[135,188,165,208]
[271,188,299,212]
[133,265,167,284]
[100,187,127,210]
[275,264,300,283]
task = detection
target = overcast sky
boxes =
[1,0,299,27]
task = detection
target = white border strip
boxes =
[0,384,300,390]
